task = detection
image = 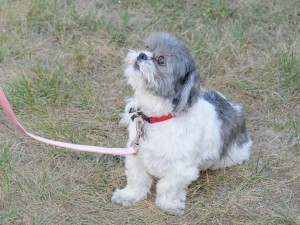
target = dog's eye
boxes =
[157,56,165,65]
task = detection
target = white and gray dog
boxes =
[112,32,252,215]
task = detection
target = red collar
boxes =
[142,113,175,123]
[130,109,175,124]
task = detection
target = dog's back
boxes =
[200,90,252,169]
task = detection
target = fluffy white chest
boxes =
[127,99,222,177]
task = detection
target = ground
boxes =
[0,0,299,224]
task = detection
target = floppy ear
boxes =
[172,68,200,113]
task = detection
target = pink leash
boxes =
[0,88,137,156]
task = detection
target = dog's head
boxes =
[124,32,200,113]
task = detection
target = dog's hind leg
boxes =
[209,141,252,170]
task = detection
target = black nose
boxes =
[137,53,147,61]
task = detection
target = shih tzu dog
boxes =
[112,32,252,216]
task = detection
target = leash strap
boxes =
[0,88,137,156]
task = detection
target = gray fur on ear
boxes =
[173,67,201,113]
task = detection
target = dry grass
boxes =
[1,0,299,224]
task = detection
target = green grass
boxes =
[1,0,300,224]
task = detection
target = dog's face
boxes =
[124,32,201,113]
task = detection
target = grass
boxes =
[0,0,299,224]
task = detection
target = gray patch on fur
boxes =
[203,90,250,157]
[142,32,201,113]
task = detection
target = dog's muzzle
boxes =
[134,53,148,71]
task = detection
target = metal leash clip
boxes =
[130,115,145,154]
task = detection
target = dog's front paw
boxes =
[111,188,147,206]
[155,196,186,216]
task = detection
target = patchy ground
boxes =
[0,0,299,224]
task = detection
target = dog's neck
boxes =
[134,89,173,117]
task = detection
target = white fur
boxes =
[112,50,252,216]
